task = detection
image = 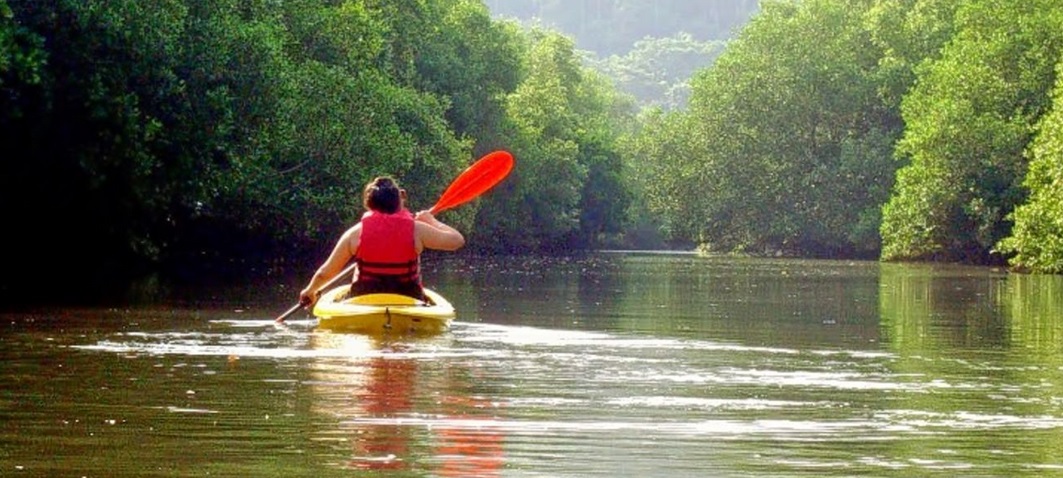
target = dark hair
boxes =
[363,176,402,214]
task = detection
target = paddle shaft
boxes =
[274,262,356,323]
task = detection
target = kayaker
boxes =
[298,176,465,306]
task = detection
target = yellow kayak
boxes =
[312,285,455,334]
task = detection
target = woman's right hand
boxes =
[299,288,315,308]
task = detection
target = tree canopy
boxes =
[880,0,1063,264]
[621,0,1063,273]
[0,0,633,289]
[3,0,1063,285]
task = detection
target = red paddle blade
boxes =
[430,150,514,214]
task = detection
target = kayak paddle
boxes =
[275,150,514,323]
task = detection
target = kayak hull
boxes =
[312,285,455,334]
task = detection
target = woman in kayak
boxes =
[298,176,464,306]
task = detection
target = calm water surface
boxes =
[2,254,1062,477]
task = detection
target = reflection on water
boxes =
[879,263,1063,473]
[306,332,503,475]
[1,255,1062,476]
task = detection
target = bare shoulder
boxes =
[342,222,363,239]
[339,223,363,254]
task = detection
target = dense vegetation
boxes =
[0,0,632,289]
[626,0,1063,269]
[2,0,1063,290]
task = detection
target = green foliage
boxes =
[179,0,472,250]
[669,0,898,257]
[282,0,385,68]
[411,0,525,149]
[881,0,1063,263]
[478,31,587,252]
[1,0,640,284]
[571,71,637,247]
[0,0,45,114]
[591,33,726,110]
[0,0,479,277]
[863,0,961,109]
[474,29,633,252]
[1,0,195,268]
[619,108,703,246]
[997,61,1063,273]
[10,0,1063,283]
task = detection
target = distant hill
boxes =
[484,0,759,57]
[484,0,760,109]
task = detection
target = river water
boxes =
[2,253,1062,477]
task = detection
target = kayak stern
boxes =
[312,285,455,335]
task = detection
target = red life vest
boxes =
[354,210,422,295]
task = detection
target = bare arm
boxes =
[414,211,464,252]
[299,224,361,306]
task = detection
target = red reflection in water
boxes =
[436,396,505,477]
[342,349,504,476]
[349,356,416,470]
